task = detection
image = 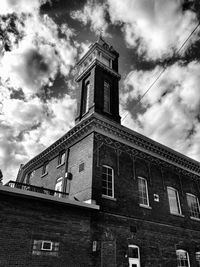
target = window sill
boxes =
[103,110,112,115]
[56,163,65,169]
[102,195,117,201]
[190,216,200,222]
[139,204,152,209]
[41,172,48,178]
[170,212,184,218]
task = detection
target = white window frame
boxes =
[196,251,200,266]
[102,165,114,198]
[42,162,48,176]
[167,187,182,215]
[54,177,63,197]
[58,151,65,166]
[176,249,190,267]
[41,241,53,251]
[186,193,200,219]
[138,177,149,207]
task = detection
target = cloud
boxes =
[122,61,200,160]
[0,5,78,98]
[71,0,108,35]
[0,89,76,183]
[107,0,199,59]
[0,0,79,183]
[71,0,199,59]
[0,0,45,15]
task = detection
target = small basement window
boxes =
[41,241,53,251]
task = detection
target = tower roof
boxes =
[76,35,119,66]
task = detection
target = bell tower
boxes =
[75,35,121,124]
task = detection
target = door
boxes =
[128,245,140,267]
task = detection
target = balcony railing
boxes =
[5,181,69,198]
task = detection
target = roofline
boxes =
[77,42,118,66]
[0,185,100,211]
[20,113,200,178]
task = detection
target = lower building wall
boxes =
[0,193,93,267]
[91,212,200,267]
[1,192,200,267]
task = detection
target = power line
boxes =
[121,21,200,123]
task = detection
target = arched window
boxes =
[102,165,114,198]
[176,249,190,267]
[186,193,200,219]
[82,82,90,115]
[196,252,200,266]
[128,245,140,267]
[167,187,182,215]
[138,177,149,207]
[104,81,110,113]
[54,177,63,197]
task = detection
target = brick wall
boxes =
[0,192,94,267]
[93,132,200,231]
[68,133,94,201]
[91,212,200,267]
[27,154,66,190]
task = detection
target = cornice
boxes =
[75,59,121,82]
[77,42,117,66]
[92,114,200,178]
[22,116,96,171]
[22,113,200,178]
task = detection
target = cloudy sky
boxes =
[0,0,200,184]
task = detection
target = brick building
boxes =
[2,35,200,266]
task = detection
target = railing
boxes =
[5,181,69,198]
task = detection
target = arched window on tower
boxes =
[104,81,110,113]
[82,81,90,115]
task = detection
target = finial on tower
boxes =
[97,29,106,45]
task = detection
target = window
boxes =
[26,170,35,183]
[32,240,59,256]
[26,172,32,184]
[104,81,110,113]
[138,177,149,206]
[42,162,48,175]
[176,249,190,267]
[54,177,63,197]
[167,187,182,215]
[79,162,85,172]
[196,252,200,266]
[41,241,53,251]
[58,151,65,166]
[186,193,200,219]
[82,81,90,115]
[102,165,114,198]
[128,245,140,267]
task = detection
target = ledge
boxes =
[41,172,48,178]
[190,216,200,222]
[56,163,65,169]
[102,195,117,201]
[170,213,185,218]
[139,204,152,209]
[0,186,100,211]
